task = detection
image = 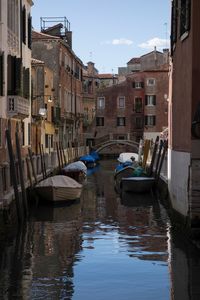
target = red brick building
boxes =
[94,54,169,149]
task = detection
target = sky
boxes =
[32,0,171,74]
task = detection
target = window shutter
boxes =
[153,116,156,125]
[28,15,32,49]
[186,0,191,32]
[153,95,156,105]
[15,58,22,95]
[0,53,3,96]
[145,95,148,105]
[23,68,30,98]
[132,82,135,88]
[22,6,26,44]
[141,82,144,88]
[145,116,148,125]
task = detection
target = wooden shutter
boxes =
[145,116,148,125]
[0,53,3,96]
[15,58,22,95]
[28,14,32,49]
[153,116,156,125]
[145,95,148,105]
[132,82,135,88]
[153,95,156,105]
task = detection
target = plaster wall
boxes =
[168,148,190,216]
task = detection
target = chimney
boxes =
[65,30,72,49]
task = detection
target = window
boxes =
[28,14,32,49]
[21,121,25,145]
[171,0,178,47]
[45,134,49,148]
[22,5,26,44]
[145,115,156,126]
[96,117,104,126]
[147,78,155,86]
[134,97,142,113]
[0,118,2,147]
[97,97,105,109]
[117,117,126,126]
[28,123,31,145]
[51,135,54,148]
[118,96,125,108]
[132,81,144,89]
[145,95,156,106]
[0,51,3,96]
[135,117,143,129]
[180,0,191,37]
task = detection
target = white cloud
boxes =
[112,38,133,45]
[138,37,170,49]
[101,38,133,46]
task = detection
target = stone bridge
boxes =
[92,134,139,153]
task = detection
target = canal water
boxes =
[1,159,200,299]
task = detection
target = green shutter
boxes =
[0,53,3,96]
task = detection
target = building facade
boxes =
[32,19,84,148]
[93,50,169,151]
[0,0,33,163]
[31,58,56,154]
[169,0,200,227]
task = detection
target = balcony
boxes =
[7,96,29,119]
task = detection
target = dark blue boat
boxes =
[79,154,96,168]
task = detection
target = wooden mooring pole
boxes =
[15,131,28,216]
[5,129,23,224]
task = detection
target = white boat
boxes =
[34,175,83,202]
[62,161,87,183]
[117,152,139,164]
[121,176,155,193]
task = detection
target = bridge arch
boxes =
[94,140,139,153]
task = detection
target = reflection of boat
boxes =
[120,191,155,207]
[121,176,155,193]
[90,150,100,161]
[34,175,83,202]
[61,161,87,183]
[87,164,100,176]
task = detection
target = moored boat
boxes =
[34,175,83,202]
[79,154,96,168]
[121,176,155,194]
[62,161,87,183]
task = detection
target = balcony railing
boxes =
[7,95,29,119]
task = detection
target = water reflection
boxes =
[0,160,200,299]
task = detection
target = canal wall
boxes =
[0,146,89,228]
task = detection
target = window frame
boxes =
[117,117,126,126]
[145,95,156,106]
[135,116,143,129]
[147,78,156,86]
[134,97,143,113]
[179,0,191,39]
[97,97,105,109]
[118,96,125,109]
[145,115,156,126]
[96,117,104,126]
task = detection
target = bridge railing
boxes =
[94,133,136,147]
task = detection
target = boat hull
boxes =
[34,175,83,203]
[35,185,82,202]
[121,177,155,193]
